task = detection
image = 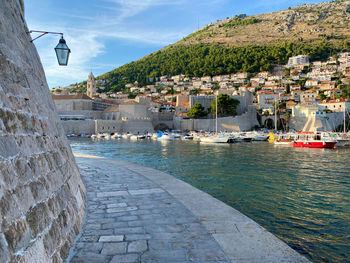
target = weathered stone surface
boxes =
[67,156,310,263]
[127,240,148,253]
[101,242,127,255]
[99,235,124,242]
[0,0,86,262]
[0,233,10,263]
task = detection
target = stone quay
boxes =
[67,154,310,263]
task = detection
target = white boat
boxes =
[122,133,132,139]
[182,133,194,140]
[91,134,97,139]
[247,131,269,141]
[130,135,138,140]
[157,132,175,141]
[321,132,350,147]
[97,133,110,139]
[200,96,228,143]
[151,133,159,140]
[111,133,122,139]
[200,135,228,143]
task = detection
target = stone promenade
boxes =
[66,154,309,263]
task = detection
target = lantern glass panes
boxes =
[54,37,70,66]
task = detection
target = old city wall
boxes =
[0,1,86,262]
[176,106,259,131]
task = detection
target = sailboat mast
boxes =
[274,97,277,131]
[344,107,346,133]
[216,95,218,135]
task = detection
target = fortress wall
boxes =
[177,107,259,131]
[0,1,86,262]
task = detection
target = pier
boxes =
[67,154,309,263]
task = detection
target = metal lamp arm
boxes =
[27,30,64,42]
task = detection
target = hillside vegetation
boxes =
[77,1,350,92]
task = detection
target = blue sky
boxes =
[23,0,324,88]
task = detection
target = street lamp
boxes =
[55,37,71,66]
[27,30,71,66]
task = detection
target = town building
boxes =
[287,55,309,67]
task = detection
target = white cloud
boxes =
[26,0,192,87]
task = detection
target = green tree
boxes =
[187,103,208,118]
[286,84,291,94]
[211,94,240,117]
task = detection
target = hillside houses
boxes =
[52,52,350,119]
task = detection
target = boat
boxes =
[320,132,350,147]
[157,132,175,141]
[293,132,337,148]
[122,133,132,139]
[200,96,229,143]
[182,133,194,140]
[111,133,122,139]
[171,130,182,139]
[97,133,110,139]
[200,134,228,143]
[229,132,252,143]
[274,133,296,145]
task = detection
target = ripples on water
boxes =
[70,139,350,263]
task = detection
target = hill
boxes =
[71,1,350,93]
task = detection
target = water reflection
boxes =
[70,138,350,263]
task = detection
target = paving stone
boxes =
[114,227,145,235]
[107,206,138,213]
[67,157,307,263]
[117,215,139,221]
[70,252,108,263]
[96,191,129,198]
[101,242,127,255]
[107,203,128,208]
[128,240,148,253]
[99,235,124,242]
[128,188,164,195]
[125,234,152,241]
[110,253,140,263]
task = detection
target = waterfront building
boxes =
[256,91,279,109]
[318,98,350,112]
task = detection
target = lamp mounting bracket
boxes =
[27,30,64,42]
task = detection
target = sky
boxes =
[23,0,324,88]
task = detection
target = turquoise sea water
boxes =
[70,138,350,263]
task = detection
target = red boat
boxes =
[293,140,337,148]
[293,132,337,148]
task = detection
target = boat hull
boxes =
[293,141,336,148]
[200,136,228,143]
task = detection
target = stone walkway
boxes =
[66,155,309,263]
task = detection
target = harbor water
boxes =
[70,138,350,263]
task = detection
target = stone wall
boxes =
[61,120,155,134]
[61,120,96,135]
[175,106,259,131]
[0,1,86,262]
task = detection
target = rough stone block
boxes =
[4,218,32,253]
[26,202,52,236]
[99,235,124,242]
[0,190,21,224]
[128,240,148,253]
[0,135,19,158]
[0,234,10,263]
[101,242,127,255]
[110,253,140,263]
